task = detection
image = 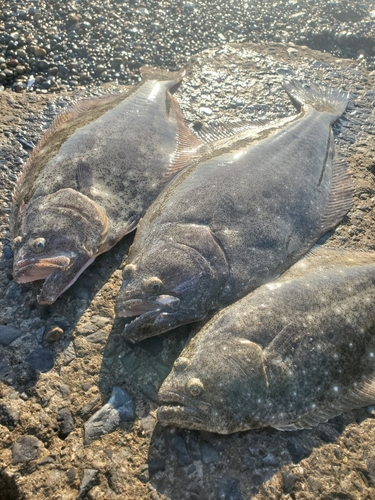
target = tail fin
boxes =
[282,80,349,122]
[140,65,185,89]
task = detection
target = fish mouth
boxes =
[14,256,72,283]
[117,295,180,318]
[157,390,210,429]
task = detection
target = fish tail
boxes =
[140,65,185,87]
[282,80,349,122]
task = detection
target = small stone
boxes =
[140,414,157,435]
[34,47,47,58]
[200,441,220,464]
[84,387,134,444]
[82,382,91,391]
[85,331,107,343]
[16,49,27,59]
[121,351,140,373]
[200,106,213,115]
[66,467,76,483]
[56,407,75,439]
[12,435,42,464]
[0,326,22,346]
[35,326,45,343]
[78,469,98,500]
[282,471,298,493]
[262,453,278,466]
[0,403,19,429]
[26,348,54,372]
[44,326,64,342]
[217,479,242,500]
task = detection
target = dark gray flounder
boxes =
[116,81,352,341]
[158,247,375,434]
[11,66,203,305]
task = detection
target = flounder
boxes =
[11,66,203,305]
[116,81,352,341]
[158,247,375,434]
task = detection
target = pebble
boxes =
[77,469,98,500]
[84,386,134,444]
[56,407,75,439]
[0,325,22,346]
[6,282,22,298]
[44,326,64,343]
[200,441,220,464]
[0,403,19,429]
[26,348,54,373]
[121,351,141,373]
[217,478,243,500]
[12,435,42,464]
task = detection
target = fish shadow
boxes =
[0,233,133,393]
[147,409,374,499]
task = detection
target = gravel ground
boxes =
[1,1,375,500]
[0,0,374,93]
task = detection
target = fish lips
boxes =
[117,295,181,342]
[14,255,71,283]
[157,390,212,429]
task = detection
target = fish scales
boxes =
[11,66,203,305]
[116,81,352,341]
[157,247,375,434]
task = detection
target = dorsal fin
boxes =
[139,65,185,88]
[319,155,353,234]
[163,94,207,180]
[193,119,267,145]
[274,376,375,431]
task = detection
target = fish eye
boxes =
[173,357,189,372]
[186,378,204,397]
[33,238,46,252]
[143,277,163,294]
[122,264,137,279]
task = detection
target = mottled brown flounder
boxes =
[116,81,353,341]
[11,66,204,305]
[158,247,375,434]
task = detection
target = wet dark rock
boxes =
[287,437,310,463]
[26,348,54,373]
[0,325,22,346]
[56,407,75,439]
[200,441,220,464]
[77,469,98,500]
[6,282,22,298]
[262,453,279,466]
[172,435,192,467]
[282,471,298,493]
[12,435,42,464]
[121,351,141,373]
[84,386,134,444]
[0,403,19,429]
[2,245,13,260]
[217,478,243,500]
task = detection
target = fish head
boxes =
[12,189,110,304]
[157,334,269,433]
[116,238,222,341]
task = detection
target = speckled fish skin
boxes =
[157,248,375,434]
[11,66,203,305]
[116,81,352,342]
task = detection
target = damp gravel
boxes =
[0,0,374,93]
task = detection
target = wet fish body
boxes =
[11,66,203,304]
[116,81,352,341]
[158,247,375,434]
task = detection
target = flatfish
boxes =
[11,66,203,305]
[116,81,352,341]
[158,247,375,434]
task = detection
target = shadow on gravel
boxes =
[0,234,133,394]
[0,469,26,500]
[147,410,374,499]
